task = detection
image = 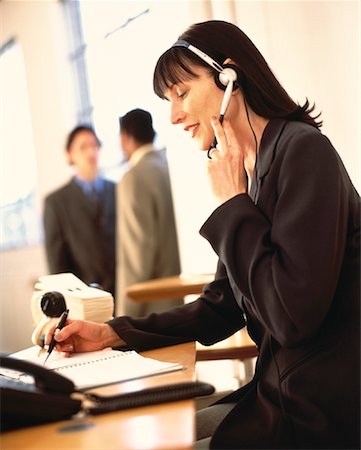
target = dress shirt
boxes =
[73,176,104,197]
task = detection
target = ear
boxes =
[65,150,74,166]
[121,131,130,146]
[223,57,234,65]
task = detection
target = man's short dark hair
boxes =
[119,109,156,145]
[65,125,101,151]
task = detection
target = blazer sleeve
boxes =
[200,130,357,347]
[108,272,246,351]
[43,195,69,273]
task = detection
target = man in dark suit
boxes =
[43,125,116,296]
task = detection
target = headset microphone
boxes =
[207,73,236,156]
[172,40,239,158]
[219,68,237,115]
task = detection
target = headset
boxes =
[172,39,240,157]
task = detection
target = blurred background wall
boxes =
[1,0,359,353]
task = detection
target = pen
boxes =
[43,309,69,365]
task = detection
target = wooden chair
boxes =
[125,274,259,381]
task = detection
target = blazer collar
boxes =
[69,178,100,213]
[129,143,155,168]
[249,118,287,203]
[257,118,287,179]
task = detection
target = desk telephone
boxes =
[1,353,215,432]
[0,354,82,431]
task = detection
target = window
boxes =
[63,0,192,181]
[0,40,41,250]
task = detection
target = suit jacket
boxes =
[116,148,182,316]
[43,178,116,296]
[108,120,360,449]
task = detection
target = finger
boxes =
[45,325,57,345]
[54,320,81,342]
[210,116,229,154]
[54,343,74,356]
[45,318,74,345]
[207,147,220,161]
[60,344,75,355]
[222,119,237,147]
[222,120,239,154]
[44,322,63,346]
[54,342,74,352]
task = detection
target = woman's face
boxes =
[164,66,224,151]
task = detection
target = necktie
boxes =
[89,183,99,210]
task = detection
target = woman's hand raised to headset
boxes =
[208,116,248,204]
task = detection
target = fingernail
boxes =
[55,331,62,341]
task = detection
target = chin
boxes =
[198,139,212,152]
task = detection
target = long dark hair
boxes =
[153,20,322,129]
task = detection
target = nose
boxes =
[170,102,185,125]
[87,144,100,160]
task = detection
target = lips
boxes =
[184,124,199,138]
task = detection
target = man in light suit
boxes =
[43,125,116,297]
[117,109,182,316]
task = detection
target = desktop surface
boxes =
[1,342,196,450]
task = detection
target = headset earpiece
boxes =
[215,64,240,91]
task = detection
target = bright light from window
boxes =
[77,2,192,177]
[0,40,41,249]
[0,42,37,206]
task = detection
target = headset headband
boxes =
[172,40,224,73]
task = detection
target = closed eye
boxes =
[176,89,187,99]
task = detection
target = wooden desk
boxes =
[126,273,214,302]
[126,274,258,371]
[1,342,196,450]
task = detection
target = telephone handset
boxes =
[0,354,82,431]
[1,355,216,432]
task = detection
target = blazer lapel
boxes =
[250,119,287,204]
[69,178,99,216]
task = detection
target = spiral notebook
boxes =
[7,347,185,391]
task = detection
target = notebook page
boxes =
[9,347,184,390]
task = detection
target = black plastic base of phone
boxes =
[1,386,82,432]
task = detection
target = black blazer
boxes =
[108,120,360,449]
[43,178,116,296]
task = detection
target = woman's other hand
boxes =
[208,116,247,204]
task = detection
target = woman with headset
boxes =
[47,20,360,449]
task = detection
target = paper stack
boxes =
[31,273,114,346]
